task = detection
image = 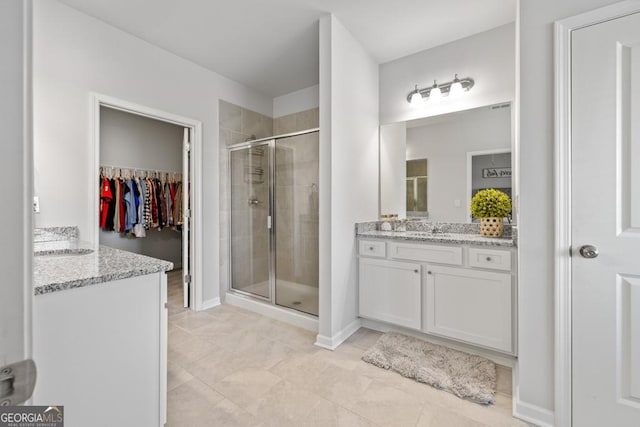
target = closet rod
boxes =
[100,165,182,175]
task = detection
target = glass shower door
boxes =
[229,143,272,299]
[274,132,319,315]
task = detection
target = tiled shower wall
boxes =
[219,100,319,294]
[273,108,319,135]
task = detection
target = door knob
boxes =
[579,245,599,259]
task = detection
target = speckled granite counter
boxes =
[33,226,94,256]
[34,226,79,242]
[356,221,516,247]
[34,239,95,256]
[34,245,173,295]
[357,230,514,247]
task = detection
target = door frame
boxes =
[554,2,640,426]
[89,92,204,310]
[227,139,275,303]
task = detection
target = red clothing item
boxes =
[169,182,176,206]
[119,178,126,233]
[99,177,113,229]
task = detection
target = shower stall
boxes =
[228,129,319,316]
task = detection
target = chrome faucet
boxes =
[431,223,444,234]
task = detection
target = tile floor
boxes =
[166,271,531,427]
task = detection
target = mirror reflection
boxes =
[380,103,513,223]
[406,159,428,215]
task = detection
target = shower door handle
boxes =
[267,215,272,229]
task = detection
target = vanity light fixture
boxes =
[409,84,423,106]
[448,74,464,98]
[429,80,442,101]
[406,74,474,104]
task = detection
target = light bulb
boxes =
[409,85,423,106]
[429,81,442,102]
[449,74,463,98]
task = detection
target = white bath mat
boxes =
[362,332,496,404]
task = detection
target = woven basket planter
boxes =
[480,217,504,237]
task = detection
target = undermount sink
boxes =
[34,248,94,257]
[34,239,94,257]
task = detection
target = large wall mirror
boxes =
[380,102,514,223]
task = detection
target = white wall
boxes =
[32,0,273,304]
[99,107,183,268]
[405,105,511,222]
[273,85,319,118]
[0,0,32,366]
[517,0,621,423]
[318,15,379,346]
[379,122,406,217]
[379,23,515,125]
[100,107,184,172]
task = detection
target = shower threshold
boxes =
[232,280,319,317]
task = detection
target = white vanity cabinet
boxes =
[358,258,422,330]
[358,238,516,354]
[424,265,512,352]
[33,273,168,427]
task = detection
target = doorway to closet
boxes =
[91,94,202,310]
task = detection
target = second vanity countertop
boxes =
[34,226,173,295]
[34,245,174,296]
[356,221,516,248]
[357,230,515,248]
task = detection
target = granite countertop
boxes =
[34,226,79,242]
[357,230,515,248]
[34,239,95,256]
[33,226,94,256]
[34,245,174,295]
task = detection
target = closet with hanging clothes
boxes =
[99,167,184,236]
[98,106,189,302]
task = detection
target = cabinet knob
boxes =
[369,246,374,251]
[486,256,492,261]
[414,269,419,273]
[427,271,432,275]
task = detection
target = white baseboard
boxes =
[513,395,555,427]
[225,292,318,332]
[199,297,221,311]
[315,318,362,350]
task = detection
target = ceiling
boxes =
[58,0,516,98]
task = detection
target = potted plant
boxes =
[470,189,511,237]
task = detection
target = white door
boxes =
[572,10,640,426]
[182,128,190,308]
[0,0,36,405]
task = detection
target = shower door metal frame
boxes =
[227,128,320,311]
[228,139,275,303]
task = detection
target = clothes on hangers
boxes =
[99,177,113,229]
[99,168,184,237]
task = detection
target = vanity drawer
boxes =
[468,248,511,271]
[388,242,462,265]
[359,240,386,258]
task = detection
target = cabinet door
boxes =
[425,265,512,352]
[359,258,421,330]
